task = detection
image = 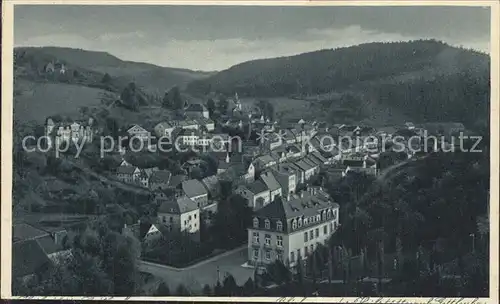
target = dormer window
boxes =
[304,218,308,225]
[327,209,332,218]
[316,215,321,222]
[253,218,259,228]
[292,220,297,230]
[322,211,326,220]
[265,219,271,229]
[298,218,303,227]
[276,221,283,231]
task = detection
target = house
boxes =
[237,180,271,210]
[142,223,171,245]
[405,122,415,130]
[280,129,297,144]
[247,186,340,268]
[137,169,150,188]
[259,171,283,202]
[157,195,200,241]
[176,129,200,146]
[294,159,317,181]
[270,164,297,201]
[169,174,187,189]
[154,122,176,138]
[254,154,277,171]
[116,166,141,184]
[45,62,55,73]
[185,103,209,119]
[126,124,151,142]
[182,179,209,208]
[305,154,323,169]
[45,117,94,148]
[309,151,329,165]
[149,170,172,191]
[197,118,215,132]
[343,159,379,176]
[201,175,221,199]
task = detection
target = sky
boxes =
[14,5,491,71]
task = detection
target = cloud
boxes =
[15,26,490,71]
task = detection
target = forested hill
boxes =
[186,40,490,127]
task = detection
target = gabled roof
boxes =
[158,195,198,214]
[169,175,187,188]
[12,239,52,278]
[127,124,149,134]
[305,155,322,166]
[254,154,276,167]
[36,235,62,255]
[246,180,270,195]
[260,171,281,192]
[149,170,172,184]
[310,151,328,164]
[182,179,208,198]
[201,175,220,196]
[343,160,364,167]
[294,159,314,171]
[116,166,139,175]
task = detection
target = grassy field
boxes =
[14,79,114,123]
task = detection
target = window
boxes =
[304,232,308,242]
[316,215,321,222]
[292,220,297,230]
[162,216,166,223]
[189,215,192,220]
[276,221,283,231]
[253,249,259,260]
[324,225,328,234]
[277,253,283,261]
[304,246,308,255]
[327,209,332,218]
[253,232,259,244]
[265,219,270,229]
[265,250,271,260]
[315,228,319,238]
[330,222,333,232]
[333,209,337,220]
[309,230,314,240]
[253,218,259,228]
[277,235,283,247]
[194,214,197,219]
[304,218,308,225]
[265,234,271,246]
[298,218,303,227]
[290,251,295,262]
[170,217,173,223]
[310,244,314,252]
[322,211,326,220]
[297,249,301,259]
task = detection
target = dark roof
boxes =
[158,195,198,214]
[310,151,328,164]
[149,170,172,184]
[182,179,208,198]
[260,171,281,191]
[13,223,49,243]
[169,175,187,188]
[247,180,270,194]
[254,188,339,233]
[343,160,365,167]
[304,156,321,167]
[116,166,138,175]
[295,159,315,171]
[201,175,220,196]
[186,103,207,112]
[12,240,52,278]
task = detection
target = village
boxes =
[13,88,473,294]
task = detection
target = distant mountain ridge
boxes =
[15,46,214,93]
[186,39,490,127]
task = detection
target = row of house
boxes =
[45,117,95,148]
[237,151,328,210]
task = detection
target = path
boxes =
[138,246,254,294]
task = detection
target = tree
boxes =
[101,73,112,84]
[155,281,171,296]
[168,86,184,110]
[162,91,172,109]
[218,97,229,114]
[202,284,212,295]
[222,274,239,296]
[266,102,275,121]
[207,98,216,117]
[175,284,190,296]
[242,278,255,295]
[120,82,139,111]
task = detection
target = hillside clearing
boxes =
[14,80,113,123]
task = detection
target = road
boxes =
[138,246,254,294]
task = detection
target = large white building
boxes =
[247,186,340,269]
[157,195,200,241]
